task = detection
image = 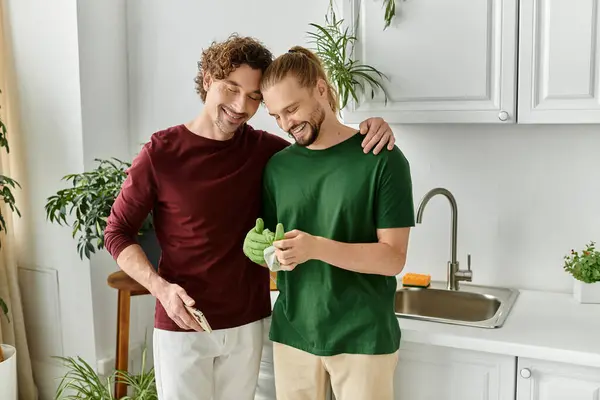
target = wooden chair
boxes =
[107,271,150,398]
[270,271,278,291]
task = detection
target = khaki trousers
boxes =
[273,342,399,400]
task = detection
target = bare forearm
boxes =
[116,244,169,297]
[313,237,406,276]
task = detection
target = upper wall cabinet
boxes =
[341,0,600,124]
[341,0,519,124]
[518,0,600,123]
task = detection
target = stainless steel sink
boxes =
[394,280,519,329]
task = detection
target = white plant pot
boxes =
[0,344,17,400]
[573,280,600,304]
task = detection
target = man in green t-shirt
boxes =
[243,46,415,400]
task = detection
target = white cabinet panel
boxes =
[341,0,518,124]
[518,0,600,123]
[517,357,600,400]
[394,342,516,400]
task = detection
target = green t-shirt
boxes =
[262,132,415,356]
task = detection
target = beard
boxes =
[288,103,326,147]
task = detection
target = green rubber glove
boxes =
[263,223,285,244]
[243,218,271,265]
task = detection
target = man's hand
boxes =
[243,218,271,265]
[155,283,204,332]
[359,117,396,155]
[272,229,317,270]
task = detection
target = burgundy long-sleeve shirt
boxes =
[104,123,289,331]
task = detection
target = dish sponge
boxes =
[402,272,431,288]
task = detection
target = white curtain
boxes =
[0,0,39,398]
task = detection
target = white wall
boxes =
[5,0,140,397]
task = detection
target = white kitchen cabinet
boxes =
[516,357,600,400]
[341,0,519,124]
[394,342,516,400]
[518,0,600,124]
[341,0,600,124]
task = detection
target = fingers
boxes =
[275,223,285,241]
[275,248,296,265]
[373,138,388,155]
[283,229,300,239]
[362,127,385,154]
[387,134,396,150]
[246,236,270,250]
[273,239,291,249]
[358,119,370,135]
[176,286,195,307]
[173,310,200,331]
[164,291,203,332]
[255,218,264,233]
[247,230,271,245]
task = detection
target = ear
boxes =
[315,79,328,99]
[203,73,212,92]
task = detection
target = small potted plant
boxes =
[44,157,160,267]
[563,241,600,303]
[54,344,156,399]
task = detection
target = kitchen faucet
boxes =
[416,188,472,290]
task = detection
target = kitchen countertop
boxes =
[269,283,600,368]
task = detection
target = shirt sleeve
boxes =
[104,143,157,260]
[375,147,416,229]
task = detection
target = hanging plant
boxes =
[307,3,389,111]
[383,0,396,29]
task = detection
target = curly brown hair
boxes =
[195,34,274,102]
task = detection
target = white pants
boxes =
[153,318,264,400]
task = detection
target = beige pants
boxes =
[273,342,399,400]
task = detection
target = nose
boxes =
[232,94,248,114]
[280,116,292,132]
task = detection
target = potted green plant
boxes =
[0,88,21,399]
[44,157,160,267]
[563,241,600,303]
[54,344,156,399]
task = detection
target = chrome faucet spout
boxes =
[416,188,472,290]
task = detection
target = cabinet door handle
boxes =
[520,368,531,379]
[498,111,509,121]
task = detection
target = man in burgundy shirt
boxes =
[104,34,397,400]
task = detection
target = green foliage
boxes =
[564,241,600,284]
[54,346,156,400]
[383,0,396,29]
[0,296,8,323]
[0,89,22,247]
[0,88,22,324]
[307,3,389,111]
[44,158,153,260]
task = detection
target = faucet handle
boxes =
[455,253,473,282]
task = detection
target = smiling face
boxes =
[203,64,263,135]
[263,75,329,147]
